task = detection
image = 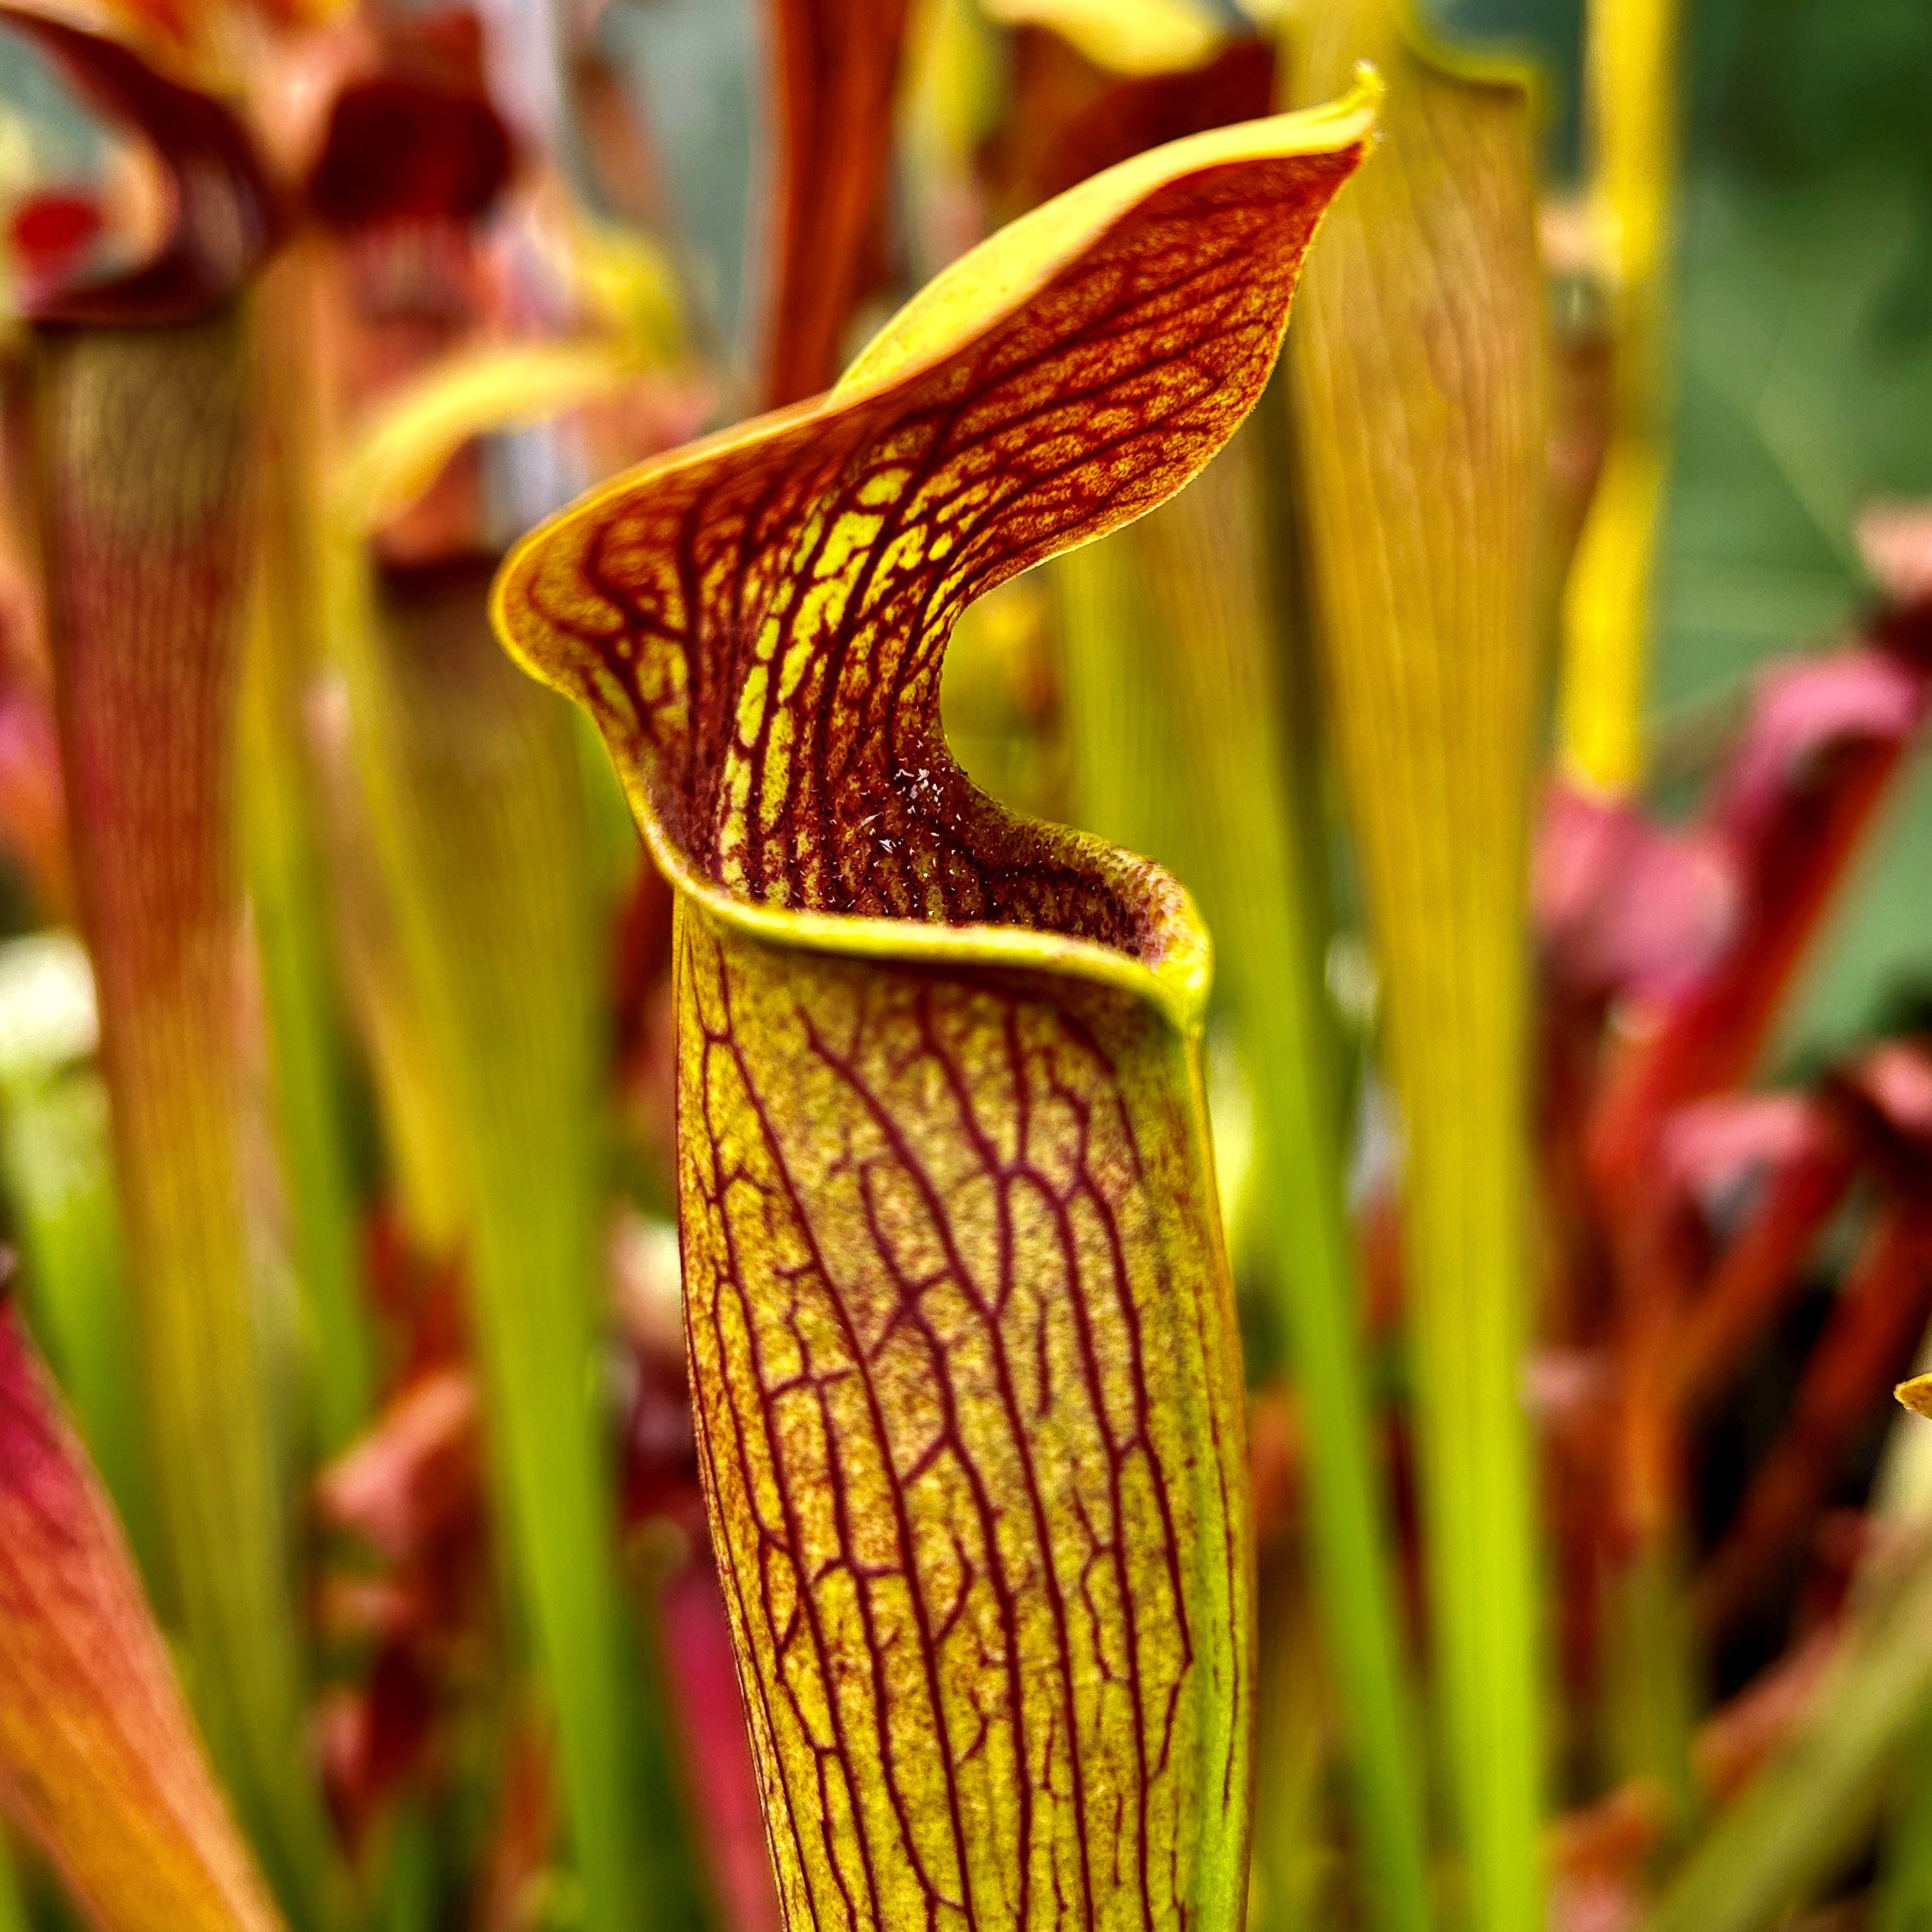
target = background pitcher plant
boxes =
[5,8,343,1925]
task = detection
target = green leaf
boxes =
[0,935,157,1584]
[324,298,704,1932]
[336,553,700,1932]
[1288,7,1549,1928]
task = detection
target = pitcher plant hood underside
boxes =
[493,85,1376,1932]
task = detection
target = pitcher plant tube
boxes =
[758,0,914,408]
[6,8,341,1924]
[493,89,1378,1932]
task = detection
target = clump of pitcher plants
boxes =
[0,3,1926,1932]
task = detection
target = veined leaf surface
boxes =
[495,94,1374,1932]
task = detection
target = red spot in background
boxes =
[661,1565,784,1932]
[9,191,103,277]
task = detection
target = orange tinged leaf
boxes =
[0,0,199,62]
[0,1298,282,1932]
[0,0,341,77]
[496,93,1376,1931]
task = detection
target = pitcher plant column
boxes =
[12,10,342,1926]
[495,95,1379,1932]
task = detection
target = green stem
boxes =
[1602,1542,1698,1837]
[342,557,702,1932]
[244,257,373,1458]
[36,310,339,1932]
[1878,1705,1932,1932]
[374,1807,436,1932]
[241,643,371,1458]
[1149,436,1436,1932]
[1400,938,1541,1932]
[1251,1547,1335,1932]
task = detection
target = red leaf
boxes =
[0,1300,282,1932]
[760,0,914,406]
[1590,637,1932,1198]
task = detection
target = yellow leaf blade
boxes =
[334,342,653,536]
[495,86,1377,1025]
[979,0,1227,77]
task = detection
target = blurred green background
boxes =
[10,0,1923,1058]
[1434,0,1932,1068]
